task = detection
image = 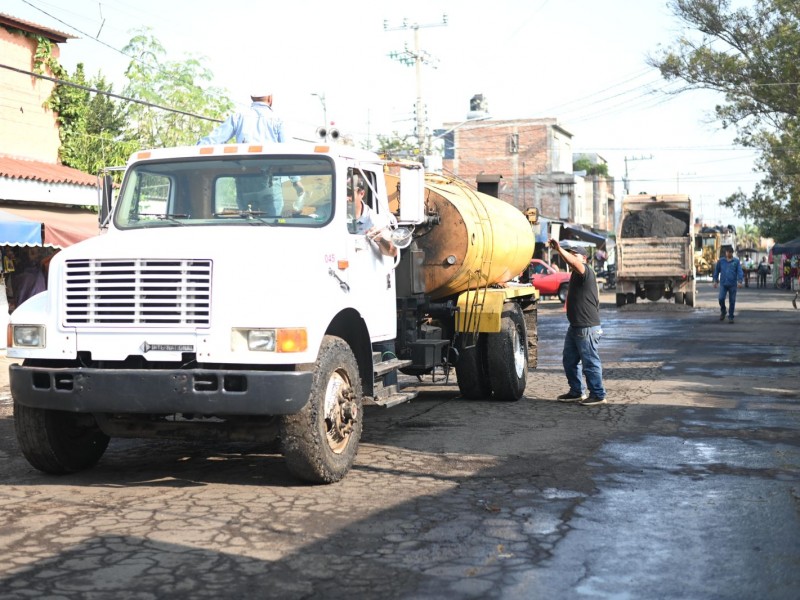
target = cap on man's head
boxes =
[561,241,588,257]
[250,87,272,99]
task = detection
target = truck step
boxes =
[370,390,418,408]
[373,358,412,377]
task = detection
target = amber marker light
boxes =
[277,328,308,353]
[337,259,349,270]
[198,147,214,155]
[137,151,152,159]
[314,145,330,153]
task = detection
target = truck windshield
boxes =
[114,155,335,229]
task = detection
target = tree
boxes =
[648,0,800,240]
[122,28,232,148]
[373,132,420,160]
[50,63,135,174]
[573,156,609,177]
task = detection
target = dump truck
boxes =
[615,194,695,306]
[8,142,538,484]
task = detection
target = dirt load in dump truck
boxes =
[615,193,695,306]
[8,142,539,484]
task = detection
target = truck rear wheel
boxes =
[280,335,363,484]
[487,302,527,401]
[616,293,626,307]
[674,292,685,304]
[14,403,109,474]
[456,335,491,399]
[686,289,695,307]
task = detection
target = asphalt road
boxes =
[0,282,798,599]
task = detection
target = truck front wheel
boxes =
[280,335,363,484]
[14,403,109,474]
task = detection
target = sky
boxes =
[6,0,762,227]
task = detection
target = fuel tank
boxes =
[388,173,535,300]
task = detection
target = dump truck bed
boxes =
[617,236,691,279]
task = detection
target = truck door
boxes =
[344,167,396,339]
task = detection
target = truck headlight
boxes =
[12,325,45,348]
[232,328,308,353]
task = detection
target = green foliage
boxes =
[573,157,609,177]
[373,132,419,159]
[50,64,136,174]
[122,28,232,148]
[649,0,800,240]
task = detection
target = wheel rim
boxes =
[323,369,358,454]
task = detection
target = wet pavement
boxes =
[0,282,798,599]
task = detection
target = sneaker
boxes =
[719,312,726,321]
[580,395,607,406]
[728,318,734,324]
[557,391,586,402]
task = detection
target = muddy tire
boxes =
[456,335,491,399]
[558,283,569,303]
[686,289,695,307]
[626,293,636,305]
[280,335,363,484]
[14,403,109,474]
[487,302,527,401]
[616,293,626,307]
[674,291,685,305]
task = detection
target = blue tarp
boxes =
[0,210,42,245]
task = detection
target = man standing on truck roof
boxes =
[197,87,305,214]
[549,239,607,406]
[713,246,744,324]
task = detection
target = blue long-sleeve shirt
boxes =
[713,256,744,287]
[198,102,285,144]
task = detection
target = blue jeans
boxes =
[718,284,737,319]
[562,325,606,399]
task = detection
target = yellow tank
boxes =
[387,173,535,300]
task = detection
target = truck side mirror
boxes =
[398,167,425,225]
[99,173,114,226]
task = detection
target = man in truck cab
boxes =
[347,175,397,257]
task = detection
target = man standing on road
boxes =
[713,247,744,323]
[549,239,607,406]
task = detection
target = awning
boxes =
[0,206,99,247]
[772,237,800,256]
[0,210,42,245]
[562,225,607,249]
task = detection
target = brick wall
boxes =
[0,27,60,163]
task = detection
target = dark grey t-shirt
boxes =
[566,266,601,327]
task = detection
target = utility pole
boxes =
[623,154,654,195]
[385,14,447,159]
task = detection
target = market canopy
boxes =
[561,224,607,249]
[771,237,800,256]
[0,206,99,248]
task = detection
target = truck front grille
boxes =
[63,259,212,326]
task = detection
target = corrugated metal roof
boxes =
[0,155,96,187]
[0,13,75,43]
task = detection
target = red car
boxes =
[526,259,571,302]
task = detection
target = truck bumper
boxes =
[9,364,313,416]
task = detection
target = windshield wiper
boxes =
[213,208,277,224]
[133,213,189,225]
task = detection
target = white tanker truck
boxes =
[8,142,538,483]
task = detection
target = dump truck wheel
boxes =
[626,293,636,305]
[558,283,569,303]
[487,302,527,401]
[280,335,362,484]
[456,335,491,399]
[674,292,685,304]
[686,289,695,307]
[616,293,626,307]
[14,403,109,474]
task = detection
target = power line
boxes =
[0,62,222,122]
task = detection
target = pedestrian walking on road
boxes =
[549,239,607,406]
[757,257,769,289]
[713,247,744,323]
